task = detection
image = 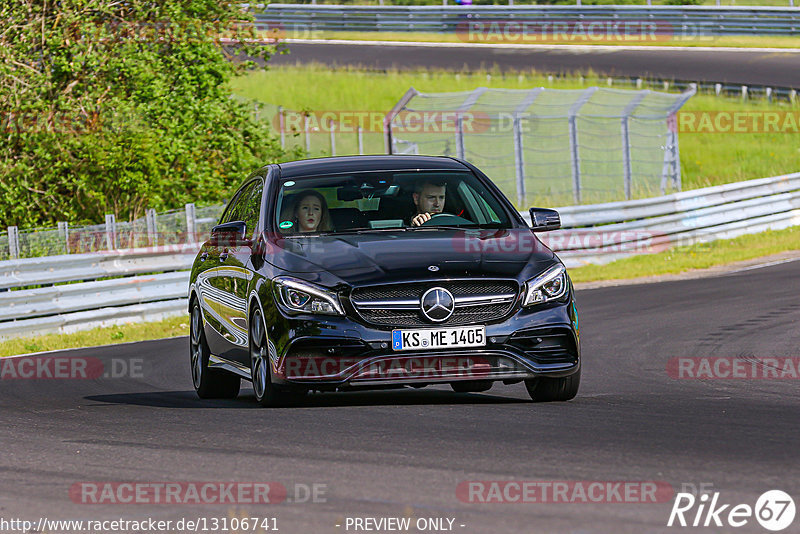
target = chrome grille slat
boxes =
[350,280,518,327]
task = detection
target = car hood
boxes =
[264,228,555,285]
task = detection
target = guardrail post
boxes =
[7,226,19,259]
[104,214,116,251]
[568,87,598,205]
[455,115,465,160]
[660,86,695,194]
[254,102,260,122]
[358,127,364,155]
[742,85,748,101]
[513,115,526,208]
[385,88,419,155]
[511,88,542,208]
[715,83,722,96]
[146,208,158,247]
[278,106,285,149]
[329,121,336,156]
[304,115,311,154]
[185,203,197,244]
[58,222,69,254]
[568,121,580,204]
[453,87,487,162]
[766,87,773,103]
[791,90,797,104]
[621,91,648,200]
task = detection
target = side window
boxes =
[476,195,501,223]
[220,191,244,225]
[240,179,264,237]
[223,181,256,224]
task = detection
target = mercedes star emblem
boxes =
[420,287,455,322]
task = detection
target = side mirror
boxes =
[210,220,250,246]
[529,208,561,232]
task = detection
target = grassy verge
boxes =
[569,225,800,283]
[0,315,189,358]
[292,31,800,50]
[231,64,800,194]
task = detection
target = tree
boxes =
[0,0,296,228]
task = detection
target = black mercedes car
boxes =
[188,156,580,406]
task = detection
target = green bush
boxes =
[0,1,299,229]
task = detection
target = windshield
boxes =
[275,170,512,236]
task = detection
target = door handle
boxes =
[199,252,208,262]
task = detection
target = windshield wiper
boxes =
[407,223,507,231]
[316,227,408,236]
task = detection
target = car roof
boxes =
[275,155,469,179]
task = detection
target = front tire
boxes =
[250,308,294,407]
[190,301,241,399]
[524,368,580,402]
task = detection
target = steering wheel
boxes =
[420,213,472,226]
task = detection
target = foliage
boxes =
[0,0,297,228]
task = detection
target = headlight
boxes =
[273,277,345,316]
[523,264,569,307]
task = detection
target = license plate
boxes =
[391,326,486,351]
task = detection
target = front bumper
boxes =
[270,300,580,388]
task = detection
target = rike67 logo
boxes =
[668,489,795,531]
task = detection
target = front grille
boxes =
[352,280,516,301]
[350,280,518,328]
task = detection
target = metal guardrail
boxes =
[257,5,800,36]
[0,246,199,339]
[0,245,199,290]
[0,171,798,339]
[554,172,800,227]
[540,171,800,266]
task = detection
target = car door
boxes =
[199,185,250,359]
[222,177,265,365]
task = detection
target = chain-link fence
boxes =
[252,101,388,157]
[385,86,694,207]
[2,204,226,261]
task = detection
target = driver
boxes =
[411,180,446,226]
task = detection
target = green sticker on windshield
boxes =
[279,221,294,229]
[284,181,296,187]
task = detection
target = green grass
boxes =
[231,64,800,205]
[0,315,189,358]
[569,225,800,283]
[292,31,800,50]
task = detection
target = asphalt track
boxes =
[1,259,798,533]
[270,41,800,87]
